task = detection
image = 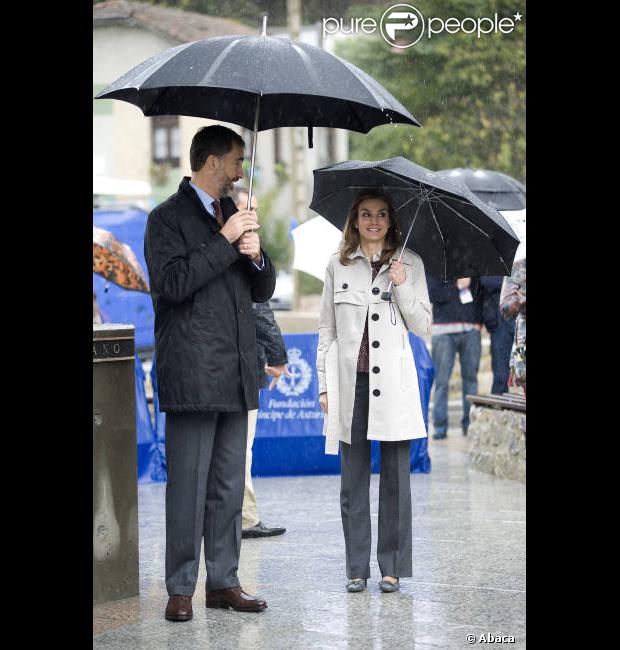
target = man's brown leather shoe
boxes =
[206,587,267,612]
[165,595,193,621]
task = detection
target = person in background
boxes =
[233,186,289,539]
[426,275,483,439]
[480,276,516,394]
[317,189,431,594]
[93,292,103,324]
[500,258,526,395]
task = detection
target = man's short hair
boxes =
[190,125,245,172]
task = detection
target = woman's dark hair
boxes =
[339,189,401,266]
[190,125,246,172]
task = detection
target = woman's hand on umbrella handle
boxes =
[319,392,328,414]
[388,260,406,286]
[220,209,259,244]
[265,363,291,390]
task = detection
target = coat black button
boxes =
[342,283,348,289]
[372,287,380,295]
[373,389,381,397]
[372,366,380,374]
[371,313,379,321]
[372,341,380,348]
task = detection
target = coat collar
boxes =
[346,245,405,275]
[346,245,367,261]
[178,177,238,224]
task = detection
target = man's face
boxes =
[235,191,258,211]
[214,144,245,196]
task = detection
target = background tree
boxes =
[336,0,525,181]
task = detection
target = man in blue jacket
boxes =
[144,125,276,621]
[426,275,483,439]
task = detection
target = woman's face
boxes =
[356,198,390,245]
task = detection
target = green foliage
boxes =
[336,0,525,182]
[298,271,324,296]
[254,185,293,270]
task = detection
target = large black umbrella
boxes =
[95,18,419,207]
[309,157,520,297]
[435,168,526,211]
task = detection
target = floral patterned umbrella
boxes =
[93,225,149,293]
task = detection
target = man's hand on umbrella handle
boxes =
[265,363,291,390]
[456,277,471,290]
[220,209,259,244]
[388,259,406,286]
[319,392,328,414]
[238,231,262,263]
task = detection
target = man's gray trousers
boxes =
[165,410,247,595]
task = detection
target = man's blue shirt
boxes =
[189,181,264,270]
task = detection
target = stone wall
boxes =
[468,406,526,482]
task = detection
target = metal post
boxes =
[247,15,268,210]
[247,96,261,210]
[381,201,423,301]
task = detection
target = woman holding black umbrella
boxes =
[316,189,432,593]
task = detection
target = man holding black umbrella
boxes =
[144,125,275,620]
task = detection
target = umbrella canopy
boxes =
[95,34,420,134]
[436,168,526,211]
[291,216,343,281]
[95,20,420,205]
[309,157,520,282]
[93,225,150,293]
[292,210,526,283]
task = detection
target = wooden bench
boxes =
[466,393,526,412]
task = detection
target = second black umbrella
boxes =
[436,168,525,211]
[310,157,520,291]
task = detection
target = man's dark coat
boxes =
[145,177,276,412]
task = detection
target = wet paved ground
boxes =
[93,431,525,649]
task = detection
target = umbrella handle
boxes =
[247,15,267,213]
[247,95,260,212]
[381,282,393,302]
[381,200,423,301]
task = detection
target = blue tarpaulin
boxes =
[138,333,434,482]
[134,355,166,483]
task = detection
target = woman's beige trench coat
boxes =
[317,246,432,454]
